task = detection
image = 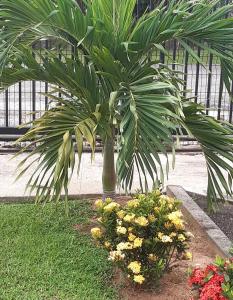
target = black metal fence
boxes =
[0,0,232,135]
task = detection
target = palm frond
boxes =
[16,96,101,204]
[182,102,233,207]
[130,0,233,89]
[1,0,233,206]
[0,0,91,72]
[116,65,183,192]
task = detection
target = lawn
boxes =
[0,200,117,300]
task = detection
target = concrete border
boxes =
[167,185,232,257]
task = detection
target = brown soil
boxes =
[73,222,95,234]
[115,211,220,300]
[75,198,220,300]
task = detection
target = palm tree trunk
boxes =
[102,131,116,200]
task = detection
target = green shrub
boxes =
[91,190,192,285]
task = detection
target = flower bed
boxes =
[91,191,193,285]
[89,192,225,299]
[189,257,233,300]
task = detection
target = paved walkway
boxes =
[0,152,208,199]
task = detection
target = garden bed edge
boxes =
[167,185,232,258]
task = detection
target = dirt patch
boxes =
[114,212,218,300]
[73,218,99,234]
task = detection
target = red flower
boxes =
[189,267,205,286]
[200,280,226,300]
[199,272,225,300]
[189,263,228,300]
[204,264,218,275]
[208,274,224,285]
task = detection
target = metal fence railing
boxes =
[0,0,232,136]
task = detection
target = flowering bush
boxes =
[189,257,233,299]
[91,190,192,285]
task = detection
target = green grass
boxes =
[0,201,117,300]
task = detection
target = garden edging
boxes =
[167,185,232,258]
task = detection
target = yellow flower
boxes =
[105,197,112,204]
[116,226,127,235]
[116,219,122,226]
[186,231,194,238]
[133,237,143,248]
[148,214,156,223]
[168,210,182,219]
[164,222,172,229]
[128,261,141,274]
[104,241,111,249]
[168,197,175,205]
[103,202,120,213]
[158,232,164,239]
[159,196,167,206]
[133,274,145,284]
[170,232,177,238]
[123,214,135,223]
[178,234,186,242]
[174,219,184,230]
[148,254,157,261]
[134,216,149,227]
[168,210,183,221]
[117,242,133,251]
[154,207,160,213]
[94,199,103,209]
[185,252,192,260]
[127,199,140,208]
[117,210,126,219]
[128,227,134,233]
[168,204,174,210]
[155,189,161,196]
[161,235,173,243]
[159,195,175,205]
[167,211,184,229]
[128,233,136,241]
[138,194,146,201]
[108,250,125,261]
[91,227,102,239]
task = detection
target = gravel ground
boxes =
[189,192,233,241]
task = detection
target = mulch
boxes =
[189,192,233,241]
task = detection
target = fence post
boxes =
[206,54,213,115]
[5,89,8,127]
[194,47,201,103]
[19,82,22,125]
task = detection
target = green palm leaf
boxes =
[182,102,233,208]
[1,0,233,206]
[16,96,101,205]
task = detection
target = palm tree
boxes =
[1,0,233,207]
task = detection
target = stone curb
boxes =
[167,185,232,258]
